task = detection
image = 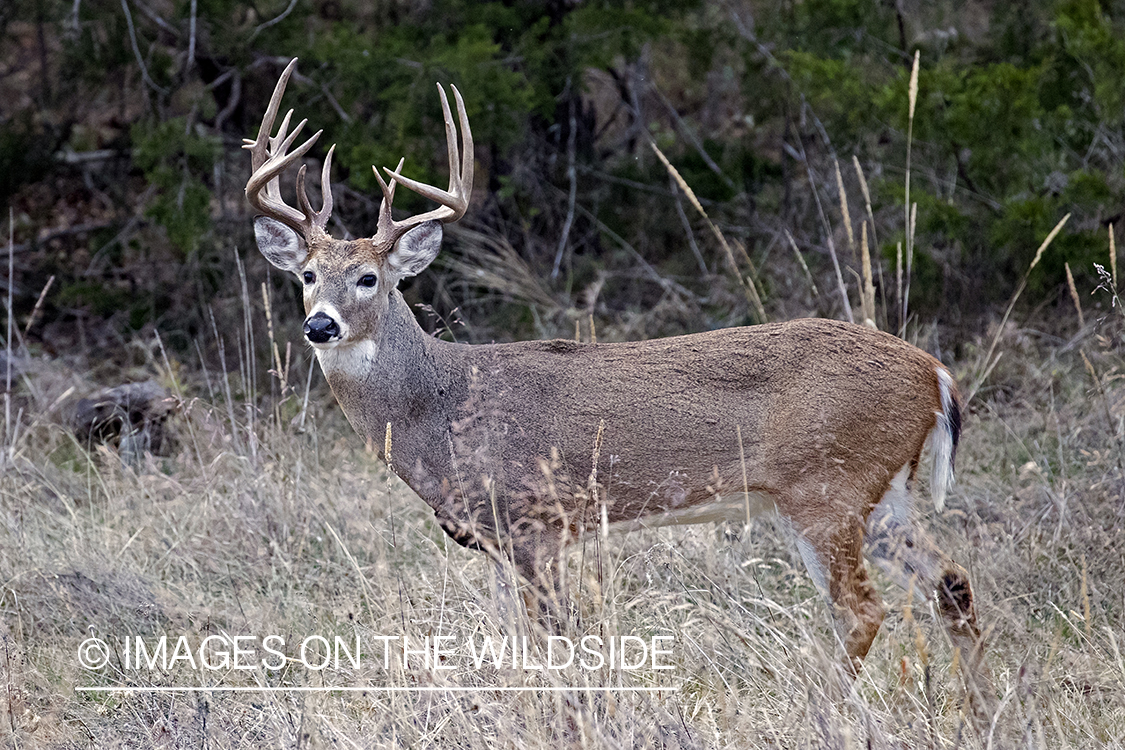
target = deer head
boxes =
[244,58,473,350]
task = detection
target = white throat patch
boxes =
[315,339,378,381]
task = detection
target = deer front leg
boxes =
[489,556,525,636]
[507,518,571,636]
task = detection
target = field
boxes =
[1,280,1123,749]
[6,1,1125,746]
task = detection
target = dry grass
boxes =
[0,291,1123,750]
[4,140,1125,745]
[2,153,1124,746]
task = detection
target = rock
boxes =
[73,380,175,462]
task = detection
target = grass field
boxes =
[1,292,1123,749]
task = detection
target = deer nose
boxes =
[303,312,340,344]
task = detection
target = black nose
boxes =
[303,312,339,344]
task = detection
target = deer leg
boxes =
[508,521,570,635]
[936,564,995,718]
[490,557,525,636]
[792,511,886,675]
[865,496,949,597]
[866,492,997,728]
[864,466,949,596]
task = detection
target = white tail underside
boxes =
[930,367,957,513]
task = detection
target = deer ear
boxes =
[254,216,308,274]
[387,221,442,279]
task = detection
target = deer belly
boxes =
[604,491,775,533]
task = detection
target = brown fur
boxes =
[324,292,931,608]
[326,294,939,525]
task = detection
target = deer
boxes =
[245,59,994,718]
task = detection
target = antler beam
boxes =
[371,83,475,248]
[245,60,474,251]
[243,58,334,241]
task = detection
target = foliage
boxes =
[0,114,57,206]
[131,118,221,253]
[4,0,1125,347]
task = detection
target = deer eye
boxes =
[358,274,377,288]
[302,271,316,285]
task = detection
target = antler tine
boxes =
[373,158,406,241]
[244,124,322,225]
[452,84,475,201]
[269,108,295,162]
[378,82,474,236]
[245,59,297,170]
[261,123,312,210]
[317,144,335,228]
[437,84,461,196]
[373,157,405,211]
[244,57,336,239]
[270,115,314,169]
[295,163,312,221]
[296,144,336,232]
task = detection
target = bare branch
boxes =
[120,0,168,95]
[651,83,735,192]
[671,176,709,276]
[213,68,241,132]
[65,0,81,37]
[251,0,300,39]
[799,148,853,323]
[187,0,197,71]
[131,0,180,37]
[291,70,352,124]
[552,80,578,280]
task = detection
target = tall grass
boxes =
[1,245,1123,748]
[2,53,1124,750]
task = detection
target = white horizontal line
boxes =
[77,685,678,693]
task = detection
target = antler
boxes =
[371,83,474,249]
[243,58,334,241]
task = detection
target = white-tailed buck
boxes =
[246,59,992,713]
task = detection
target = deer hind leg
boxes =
[792,510,886,675]
[865,467,996,726]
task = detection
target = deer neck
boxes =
[314,289,463,474]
